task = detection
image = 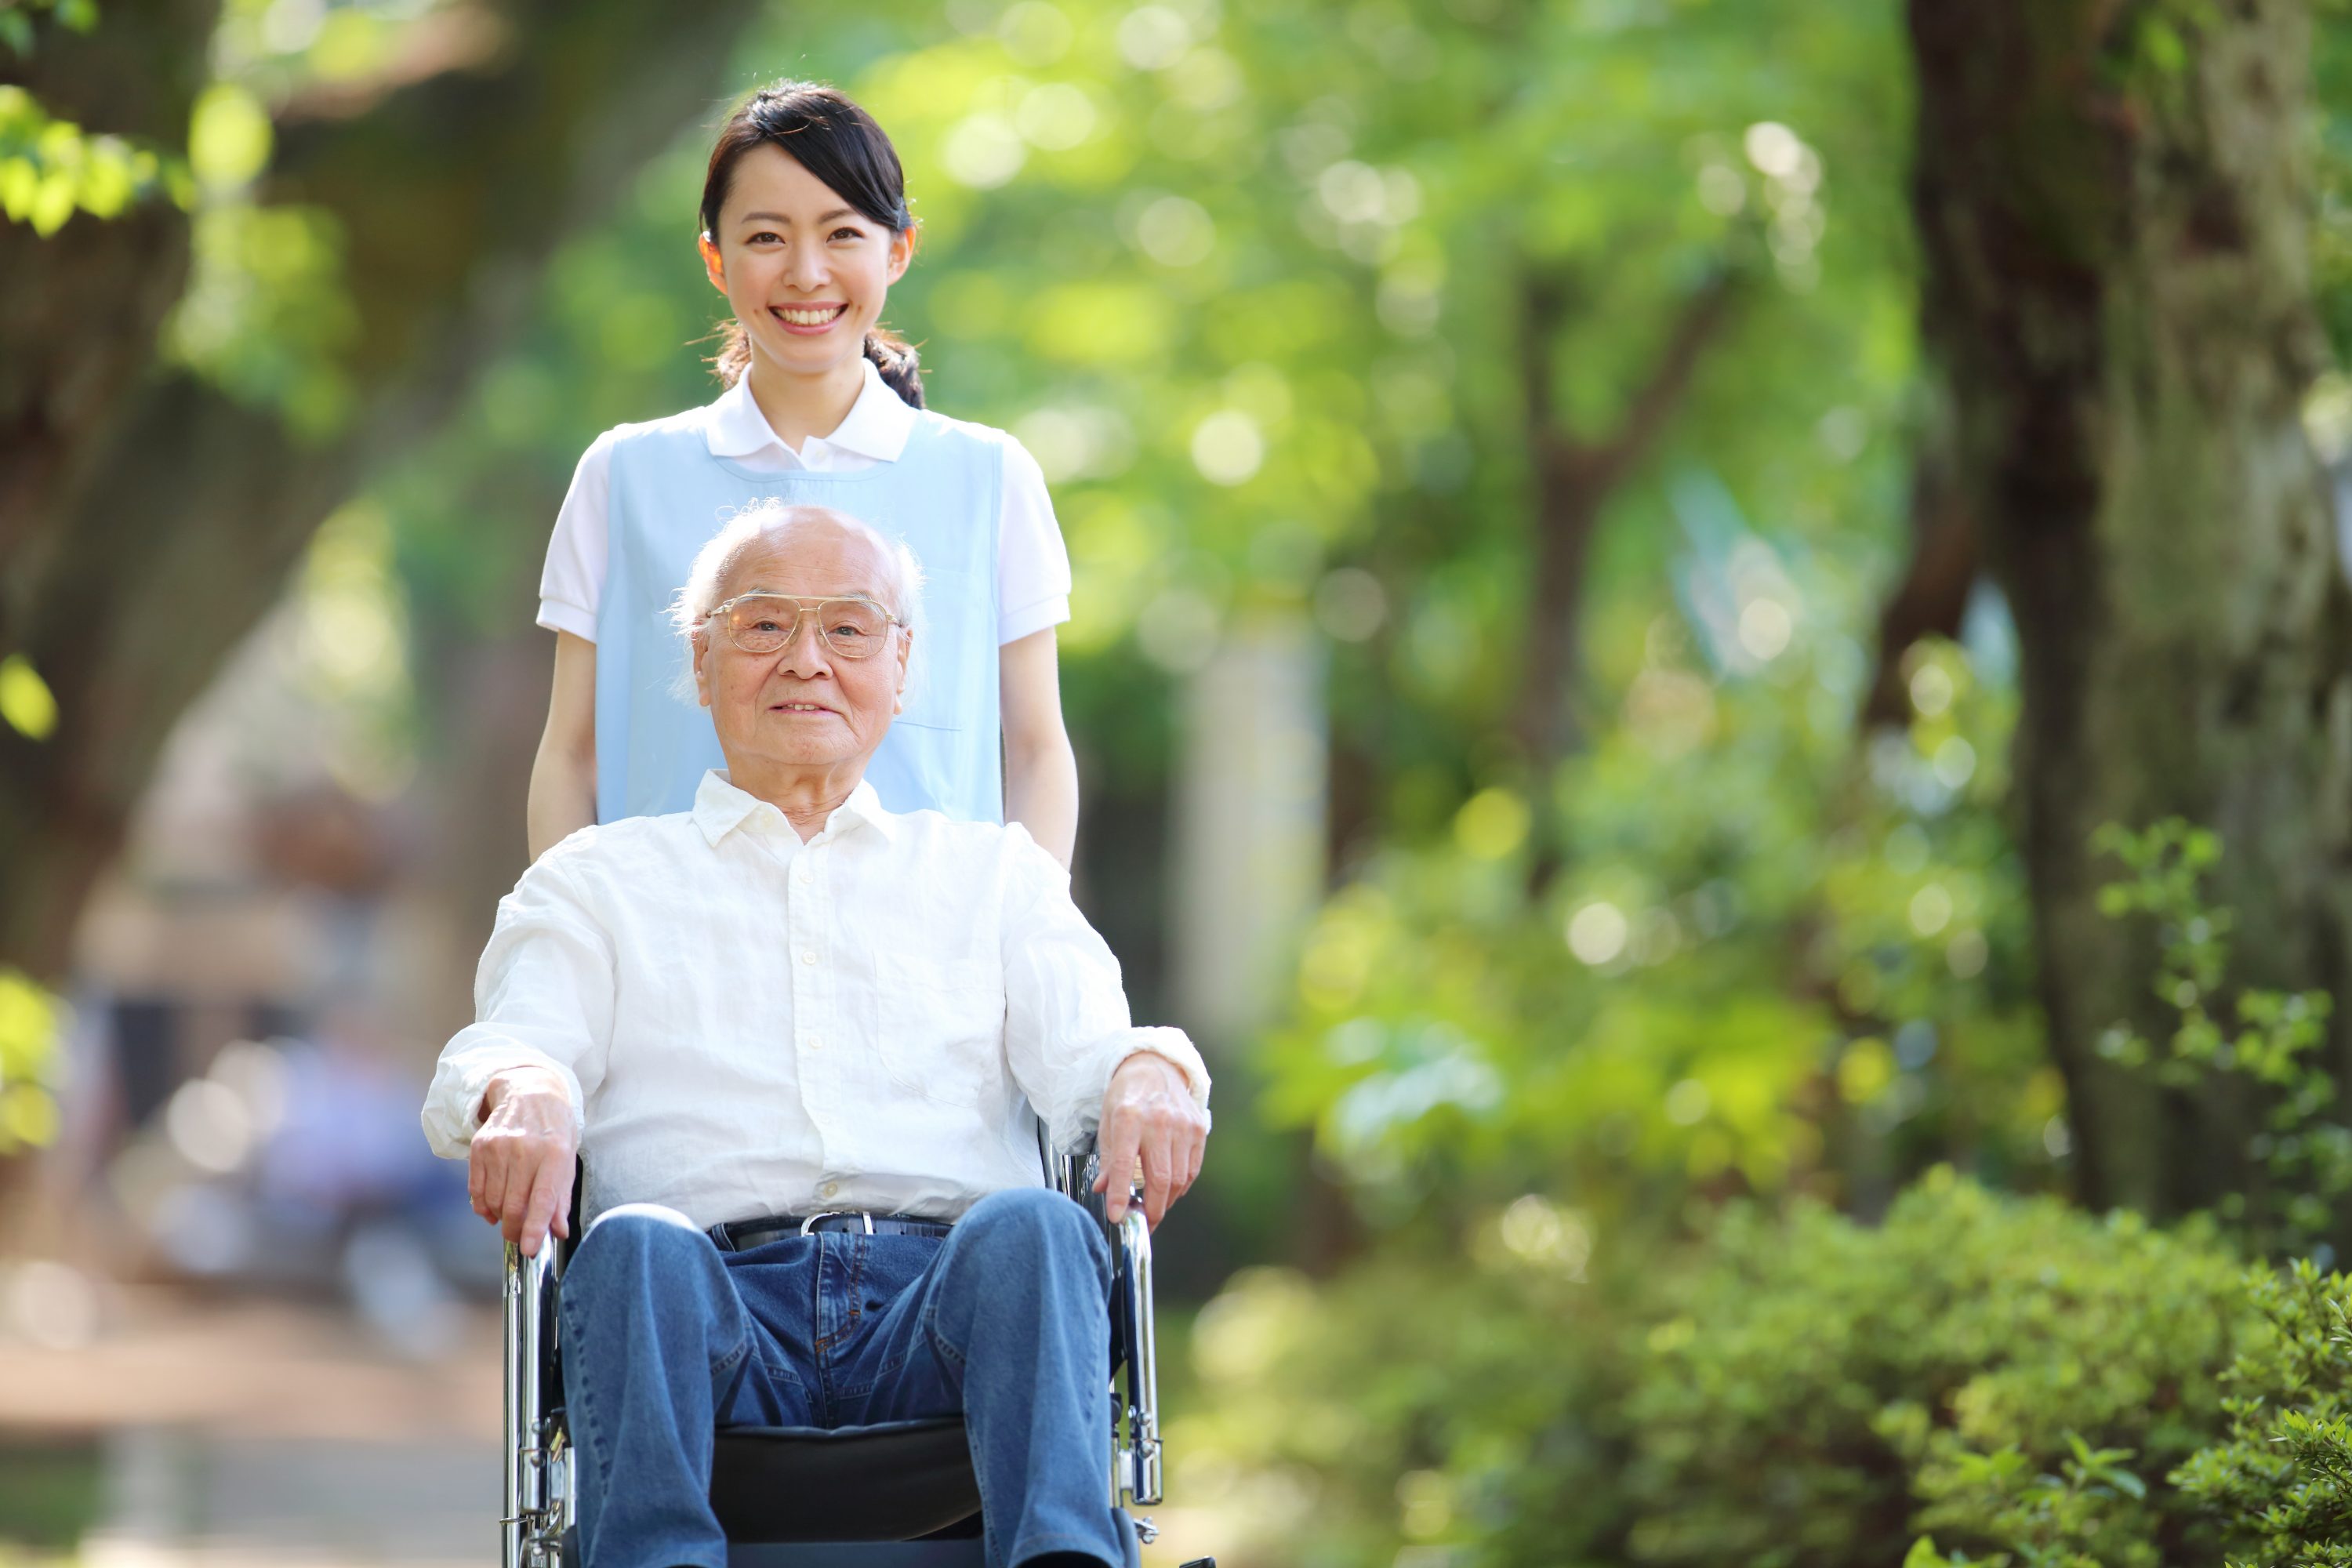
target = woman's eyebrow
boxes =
[735,208,862,225]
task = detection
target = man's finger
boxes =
[520,1156,564,1258]
[1140,1129,1173,1229]
[493,1154,532,1245]
[481,1148,514,1229]
[1098,1114,1142,1224]
[468,1148,489,1221]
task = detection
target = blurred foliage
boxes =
[1179,1171,2259,1568]
[0,82,187,234]
[1261,624,2046,1232]
[0,2,191,235]
[0,655,56,740]
[2092,820,2348,1256]
[0,969,62,1153]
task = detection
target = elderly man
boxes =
[419,501,1210,1568]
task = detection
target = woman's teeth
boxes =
[775,307,844,326]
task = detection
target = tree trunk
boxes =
[0,0,760,982]
[1907,0,2352,1216]
[1861,385,1978,729]
[1511,266,1740,848]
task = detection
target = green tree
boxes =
[1904,0,2352,1218]
[0,0,763,982]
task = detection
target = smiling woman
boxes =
[524,81,1082,866]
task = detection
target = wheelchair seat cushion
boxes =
[710,1416,982,1542]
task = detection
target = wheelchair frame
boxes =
[499,1144,1166,1568]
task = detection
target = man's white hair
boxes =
[668,500,926,699]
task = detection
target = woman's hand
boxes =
[470,1066,579,1257]
[1094,1052,1208,1230]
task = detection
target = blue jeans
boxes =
[559,1186,1134,1568]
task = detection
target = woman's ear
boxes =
[886,223,916,285]
[697,233,728,295]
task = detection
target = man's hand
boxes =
[1094,1052,1207,1230]
[469,1067,579,1258]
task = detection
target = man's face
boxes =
[691,520,911,779]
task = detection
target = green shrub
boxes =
[1179,1171,2261,1568]
[1627,1170,2246,1568]
[2171,1261,2352,1567]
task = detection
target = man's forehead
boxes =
[720,525,890,598]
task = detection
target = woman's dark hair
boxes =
[700,81,924,408]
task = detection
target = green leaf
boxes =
[188,82,272,190]
[0,653,57,739]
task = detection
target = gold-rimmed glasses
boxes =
[704,593,902,660]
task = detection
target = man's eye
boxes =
[752,618,786,633]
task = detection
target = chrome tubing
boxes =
[1116,1209,1163,1507]
[502,1241,564,1568]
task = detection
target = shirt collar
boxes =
[691,769,900,848]
[703,358,916,463]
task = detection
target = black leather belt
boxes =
[710,1211,953,1251]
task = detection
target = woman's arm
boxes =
[1001,626,1078,866]
[526,632,598,859]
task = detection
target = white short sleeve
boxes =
[538,431,617,643]
[996,437,1073,646]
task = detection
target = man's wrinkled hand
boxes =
[1094,1052,1207,1231]
[469,1067,579,1258]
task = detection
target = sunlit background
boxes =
[13,0,2352,1565]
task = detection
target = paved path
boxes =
[2,1290,502,1565]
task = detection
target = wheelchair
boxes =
[497,1138,1203,1568]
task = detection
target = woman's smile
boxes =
[771,303,848,334]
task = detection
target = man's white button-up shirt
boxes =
[420,771,1209,1229]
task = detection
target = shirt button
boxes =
[806,1036,822,1052]
[819,1181,840,1200]
[800,950,817,966]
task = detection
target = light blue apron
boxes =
[593,411,1004,824]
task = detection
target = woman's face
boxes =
[701,144,913,383]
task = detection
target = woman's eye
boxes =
[830,227,862,242]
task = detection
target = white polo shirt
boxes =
[537,360,1073,647]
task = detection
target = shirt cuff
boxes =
[999,593,1070,647]
[1115,1025,1212,1113]
[537,597,598,641]
[419,1046,586,1159]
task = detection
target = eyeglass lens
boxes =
[724,596,891,659]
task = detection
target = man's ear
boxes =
[893,628,913,713]
[698,233,727,295]
[691,630,714,709]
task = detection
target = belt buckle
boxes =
[799,1210,876,1236]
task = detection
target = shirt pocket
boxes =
[872,951,1007,1108]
